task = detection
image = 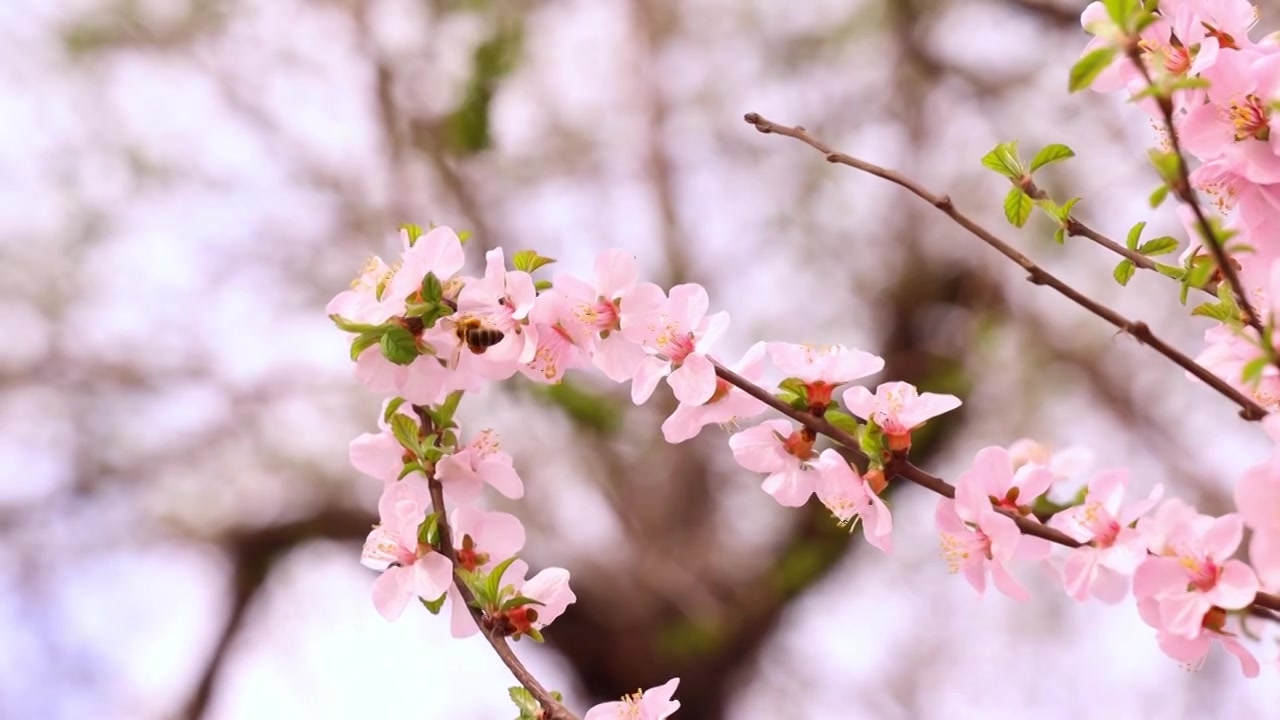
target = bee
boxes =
[455,317,505,355]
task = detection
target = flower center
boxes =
[1180,555,1221,592]
[782,429,815,460]
[1081,501,1121,546]
[708,377,732,404]
[1230,94,1271,142]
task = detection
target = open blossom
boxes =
[453,247,538,370]
[436,429,524,502]
[842,381,960,451]
[1134,504,1259,638]
[1138,600,1260,678]
[813,449,892,552]
[623,283,728,405]
[1235,413,1280,588]
[955,446,1054,516]
[1007,438,1093,481]
[729,419,822,507]
[1048,469,1163,602]
[767,342,884,407]
[521,300,591,384]
[662,341,768,443]
[545,249,650,382]
[360,476,454,621]
[1180,50,1280,183]
[937,448,1053,600]
[584,678,681,720]
[328,227,466,325]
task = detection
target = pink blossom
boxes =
[767,342,884,388]
[519,306,590,384]
[955,446,1054,516]
[327,226,466,325]
[546,249,650,382]
[1048,469,1163,602]
[936,447,1053,600]
[1235,413,1280,588]
[661,341,768,443]
[729,419,822,507]
[1180,50,1280,183]
[622,283,728,405]
[1133,505,1259,638]
[813,449,893,552]
[842,381,960,451]
[348,429,406,484]
[1006,438,1093,481]
[1138,599,1260,677]
[360,476,454,621]
[450,505,526,573]
[436,429,524,502]
[584,678,681,720]
[454,248,539,371]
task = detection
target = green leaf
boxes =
[1053,227,1066,244]
[421,272,444,303]
[1154,263,1185,280]
[1137,236,1179,256]
[329,314,385,334]
[1053,196,1081,223]
[511,250,556,273]
[483,556,520,608]
[1029,144,1075,174]
[859,421,885,458]
[1148,149,1181,182]
[390,414,422,456]
[778,377,809,404]
[380,325,419,366]
[1003,187,1034,228]
[417,512,440,547]
[980,141,1022,179]
[383,397,407,424]
[436,390,465,429]
[420,592,448,615]
[523,627,545,643]
[1149,183,1170,208]
[1103,0,1137,26]
[534,279,553,292]
[1191,300,1238,323]
[1113,259,1136,286]
[509,686,540,718]
[1242,356,1269,386]
[825,410,860,437]
[401,223,425,245]
[349,329,385,361]
[397,461,424,480]
[1070,47,1119,92]
[457,230,472,244]
[1186,254,1216,291]
[1126,221,1146,250]
[500,594,547,612]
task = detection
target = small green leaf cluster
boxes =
[981,141,1077,230]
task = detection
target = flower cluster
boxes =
[1082,0,1280,408]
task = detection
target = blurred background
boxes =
[2,0,1278,718]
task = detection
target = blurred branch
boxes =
[185,508,375,719]
[1004,0,1080,24]
[742,111,1268,422]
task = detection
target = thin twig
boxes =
[1064,214,1218,296]
[710,361,1280,615]
[426,476,578,720]
[742,111,1268,422]
[1123,46,1277,367]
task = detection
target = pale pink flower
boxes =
[813,449,893,552]
[521,295,591,383]
[1006,438,1093,480]
[1048,469,1163,602]
[584,678,681,720]
[348,429,405,484]
[622,283,729,405]
[955,446,1054,516]
[1235,414,1280,588]
[360,476,454,621]
[1133,505,1259,638]
[454,248,538,371]
[937,447,1053,600]
[445,507,527,638]
[767,342,884,387]
[1138,599,1260,678]
[327,226,466,325]
[843,381,960,451]
[546,249,650,382]
[729,419,822,507]
[436,429,524,502]
[1180,50,1280,183]
[661,341,768,443]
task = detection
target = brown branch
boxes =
[425,475,578,720]
[710,360,1280,616]
[742,111,1268,423]
[1122,46,1275,360]
[1063,215,1218,296]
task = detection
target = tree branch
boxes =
[741,111,1268,422]
[425,475,578,720]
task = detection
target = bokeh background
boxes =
[3,0,1278,718]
